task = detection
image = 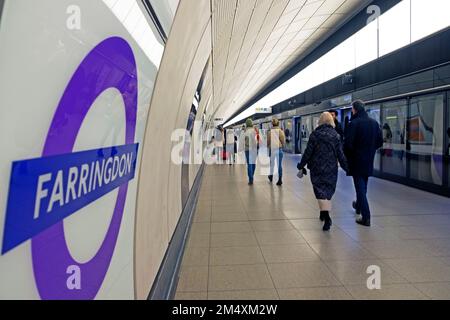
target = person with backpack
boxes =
[297,112,348,231]
[267,118,286,186]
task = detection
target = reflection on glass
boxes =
[367,105,381,171]
[447,96,450,187]
[300,116,312,154]
[282,119,294,153]
[312,114,321,130]
[408,94,444,185]
[382,100,407,177]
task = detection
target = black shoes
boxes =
[322,211,332,231]
[269,176,282,186]
[352,201,361,214]
[356,215,371,227]
[319,211,326,221]
[352,201,362,215]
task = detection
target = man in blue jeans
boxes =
[244,118,258,185]
[344,100,383,226]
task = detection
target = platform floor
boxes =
[175,154,450,300]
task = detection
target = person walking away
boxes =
[267,118,286,186]
[255,126,261,155]
[382,123,393,157]
[344,100,383,227]
[329,110,344,141]
[244,118,258,185]
[215,127,224,164]
[226,129,235,165]
[234,135,238,164]
[297,112,348,231]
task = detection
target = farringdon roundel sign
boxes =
[2,37,139,299]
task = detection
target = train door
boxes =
[294,117,301,154]
[341,107,352,132]
[300,116,312,154]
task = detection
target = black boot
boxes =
[276,177,283,186]
[268,175,273,183]
[319,211,326,221]
[323,211,332,231]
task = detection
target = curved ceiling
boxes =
[209,0,372,124]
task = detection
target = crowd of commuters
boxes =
[221,100,383,232]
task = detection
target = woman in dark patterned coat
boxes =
[297,112,348,231]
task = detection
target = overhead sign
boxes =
[255,107,272,114]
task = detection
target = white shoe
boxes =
[355,214,363,222]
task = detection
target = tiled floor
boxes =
[175,154,450,300]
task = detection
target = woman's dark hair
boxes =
[328,109,338,117]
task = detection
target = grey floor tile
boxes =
[194,211,212,223]
[340,226,402,242]
[182,247,210,267]
[255,230,306,246]
[187,232,210,248]
[282,209,318,219]
[208,289,279,300]
[260,244,320,263]
[345,284,429,300]
[209,265,274,291]
[190,222,211,234]
[325,259,407,286]
[278,287,353,300]
[175,292,207,300]
[211,212,249,222]
[290,219,324,231]
[212,205,246,214]
[211,221,253,233]
[414,282,450,299]
[247,212,288,221]
[251,220,294,232]
[361,240,436,259]
[309,242,376,261]
[299,229,357,246]
[177,266,208,292]
[210,246,265,266]
[210,232,258,247]
[384,258,450,283]
[268,262,341,289]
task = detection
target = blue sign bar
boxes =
[2,143,139,254]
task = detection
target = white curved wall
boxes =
[134,0,212,300]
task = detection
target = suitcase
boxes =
[222,151,228,160]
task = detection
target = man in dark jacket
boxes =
[344,100,383,227]
[329,110,344,141]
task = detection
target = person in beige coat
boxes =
[267,118,286,186]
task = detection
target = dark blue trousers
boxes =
[353,176,371,221]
